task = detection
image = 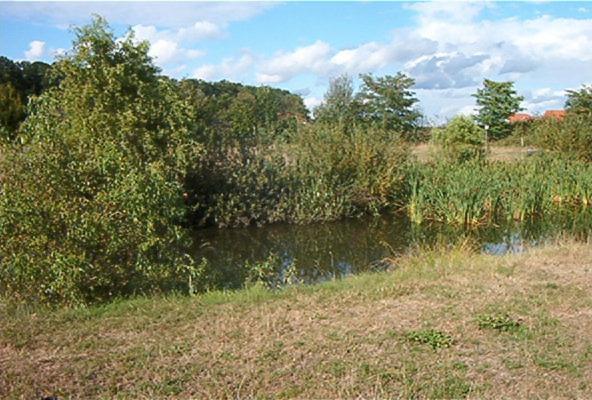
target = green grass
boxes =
[2,242,592,398]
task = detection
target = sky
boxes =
[1,1,591,121]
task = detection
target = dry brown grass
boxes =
[1,242,592,399]
[413,143,535,163]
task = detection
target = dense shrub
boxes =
[432,116,486,162]
[188,124,410,227]
[0,18,201,305]
[533,113,592,161]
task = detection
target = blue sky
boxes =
[1,1,592,121]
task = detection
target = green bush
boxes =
[0,18,201,305]
[189,124,410,227]
[432,116,486,162]
[533,113,592,161]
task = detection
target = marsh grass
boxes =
[408,157,592,227]
[2,241,592,398]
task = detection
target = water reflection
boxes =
[192,210,592,289]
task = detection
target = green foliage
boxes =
[193,125,408,226]
[405,329,454,350]
[314,74,356,127]
[566,85,592,116]
[408,158,592,226]
[432,116,486,162]
[0,56,53,137]
[188,124,409,227]
[178,78,307,146]
[356,72,422,137]
[0,17,200,305]
[0,82,26,139]
[473,79,524,141]
[533,113,592,161]
[477,313,522,332]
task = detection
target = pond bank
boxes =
[3,240,591,398]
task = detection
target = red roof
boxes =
[509,113,534,123]
[543,110,566,120]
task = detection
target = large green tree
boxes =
[566,85,592,116]
[473,79,524,141]
[356,72,421,136]
[0,17,200,305]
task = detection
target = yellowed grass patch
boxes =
[1,242,591,398]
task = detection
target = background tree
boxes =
[0,17,200,305]
[473,79,524,141]
[0,56,53,137]
[356,72,422,136]
[314,74,356,127]
[566,85,592,116]
[0,83,25,140]
[177,79,307,145]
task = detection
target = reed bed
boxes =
[408,157,592,227]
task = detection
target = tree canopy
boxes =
[0,16,200,304]
[473,79,524,141]
[356,73,422,135]
[566,85,592,116]
[314,74,356,126]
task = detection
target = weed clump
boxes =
[476,313,522,332]
[405,329,454,350]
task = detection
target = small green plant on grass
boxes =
[476,313,521,332]
[405,329,454,350]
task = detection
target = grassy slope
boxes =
[1,243,592,399]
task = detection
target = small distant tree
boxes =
[314,74,356,126]
[432,115,486,163]
[473,79,524,141]
[356,72,422,137]
[566,85,592,116]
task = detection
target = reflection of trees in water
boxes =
[191,211,592,289]
[192,215,412,288]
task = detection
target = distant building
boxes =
[508,113,534,123]
[508,110,567,123]
[543,110,567,120]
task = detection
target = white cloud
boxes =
[522,87,566,114]
[194,51,255,81]
[147,39,204,65]
[178,21,224,42]
[24,40,45,60]
[405,52,489,89]
[304,96,323,111]
[126,17,226,70]
[258,41,333,84]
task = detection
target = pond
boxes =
[192,211,592,290]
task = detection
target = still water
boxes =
[192,212,591,289]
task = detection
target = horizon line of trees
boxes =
[2,48,591,144]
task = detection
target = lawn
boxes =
[1,242,591,399]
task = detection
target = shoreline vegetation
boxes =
[2,240,591,398]
[0,17,590,306]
